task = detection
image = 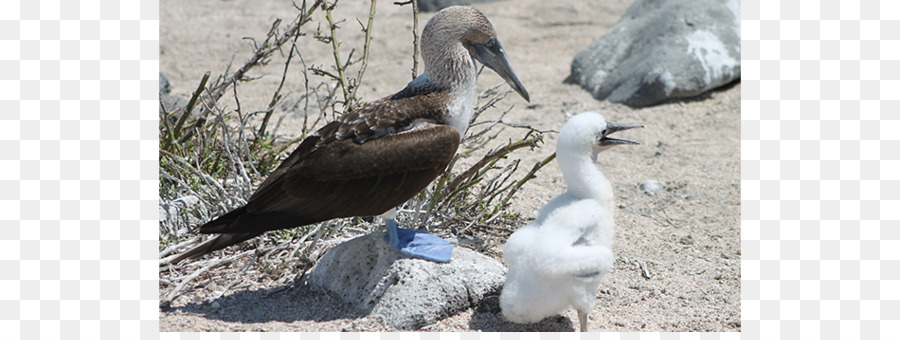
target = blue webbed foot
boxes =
[384,218,453,263]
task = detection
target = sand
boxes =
[159,0,740,332]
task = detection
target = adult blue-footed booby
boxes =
[169,6,529,264]
[499,112,641,332]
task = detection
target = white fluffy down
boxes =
[500,196,614,323]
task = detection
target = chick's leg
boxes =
[578,309,589,332]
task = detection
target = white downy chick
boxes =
[500,112,642,332]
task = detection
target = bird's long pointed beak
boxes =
[599,122,643,146]
[474,38,530,102]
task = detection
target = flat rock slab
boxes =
[567,0,740,107]
[307,232,506,330]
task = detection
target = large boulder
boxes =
[416,0,500,12]
[307,232,506,330]
[567,0,740,107]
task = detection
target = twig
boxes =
[169,71,210,146]
[210,93,254,195]
[411,0,418,78]
[159,237,203,259]
[442,135,543,200]
[321,1,352,107]
[465,103,515,143]
[635,259,651,279]
[213,259,255,300]
[500,152,556,208]
[160,250,254,308]
[159,150,227,204]
[258,24,302,138]
[446,216,510,237]
[204,0,322,110]
[468,83,508,125]
[348,0,377,108]
[656,204,681,228]
[229,82,263,183]
[393,0,419,79]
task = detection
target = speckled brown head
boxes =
[420,6,529,102]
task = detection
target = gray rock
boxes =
[416,0,500,12]
[307,232,506,330]
[162,195,206,237]
[171,195,201,208]
[158,205,168,222]
[567,0,740,107]
[159,72,171,95]
[641,180,665,195]
[159,72,192,123]
[160,93,189,120]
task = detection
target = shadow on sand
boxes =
[164,279,369,325]
[165,279,579,331]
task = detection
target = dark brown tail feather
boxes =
[197,205,247,234]
[166,231,263,264]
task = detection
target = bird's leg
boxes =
[385,209,402,248]
[578,309,588,332]
[381,208,453,263]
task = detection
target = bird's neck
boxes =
[423,42,478,92]
[558,149,614,208]
[420,45,478,137]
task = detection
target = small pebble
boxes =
[172,195,201,207]
[641,180,665,195]
[159,206,169,222]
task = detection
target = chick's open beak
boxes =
[599,122,643,146]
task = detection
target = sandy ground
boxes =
[159,0,740,332]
